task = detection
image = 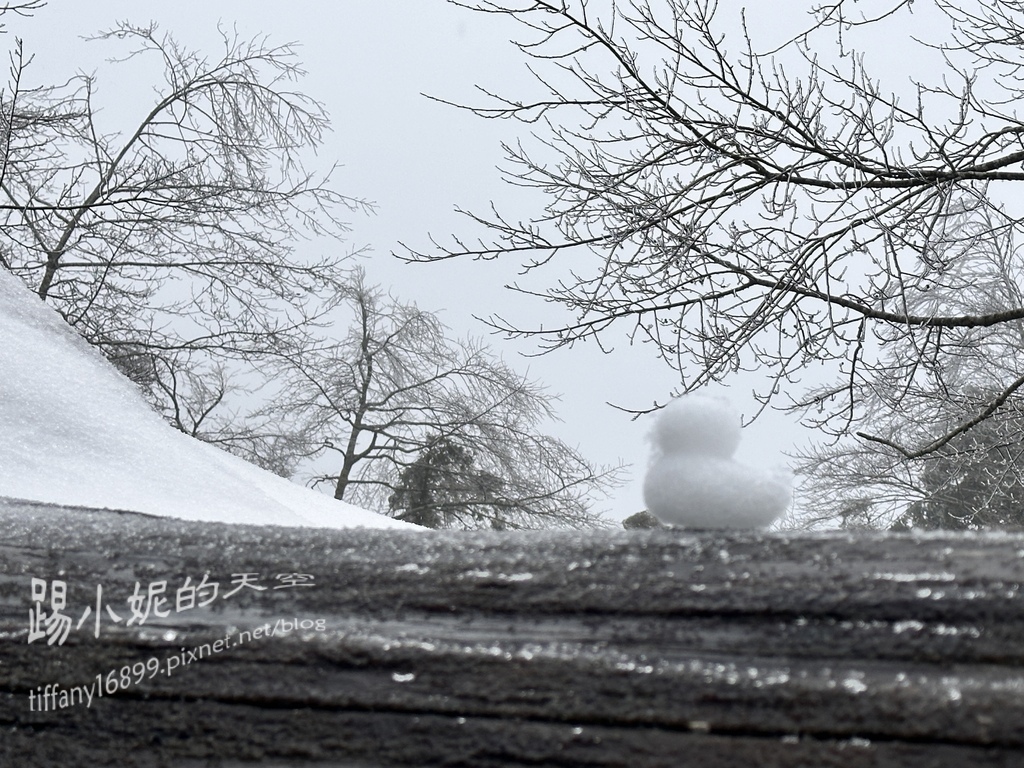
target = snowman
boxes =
[642,395,791,528]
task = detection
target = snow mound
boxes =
[643,395,791,528]
[650,393,741,459]
[0,269,414,530]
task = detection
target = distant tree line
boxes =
[0,2,621,529]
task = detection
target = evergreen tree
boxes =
[388,436,506,529]
[891,412,1024,530]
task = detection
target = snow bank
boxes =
[0,269,414,530]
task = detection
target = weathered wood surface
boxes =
[2,497,1024,767]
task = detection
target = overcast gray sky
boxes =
[7,0,806,521]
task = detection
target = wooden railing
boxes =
[2,496,1023,767]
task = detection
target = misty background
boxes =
[5,0,804,521]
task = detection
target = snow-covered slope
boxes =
[0,269,414,530]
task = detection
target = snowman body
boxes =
[642,396,791,529]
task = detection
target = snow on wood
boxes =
[2,499,1024,766]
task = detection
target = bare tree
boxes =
[407,0,1024,469]
[141,355,309,478]
[263,268,621,529]
[0,2,47,202]
[1,20,368,425]
[793,191,1024,528]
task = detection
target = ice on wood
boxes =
[0,269,414,530]
[643,395,791,528]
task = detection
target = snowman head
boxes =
[651,394,741,459]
